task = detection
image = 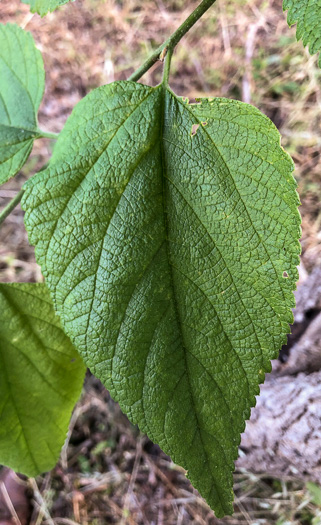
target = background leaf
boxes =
[21,0,74,16]
[0,283,86,477]
[22,81,301,517]
[283,0,321,66]
[0,24,45,185]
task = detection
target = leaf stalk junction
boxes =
[0,0,216,226]
[129,0,217,83]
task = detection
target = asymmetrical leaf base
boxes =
[23,81,301,516]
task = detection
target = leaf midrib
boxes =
[158,85,229,516]
[163,88,263,386]
[0,348,41,473]
[0,123,40,135]
[172,88,288,333]
[0,49,38,127]
[0,287,74,403]
[0,289,43,473]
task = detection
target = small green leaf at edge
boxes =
[22,80,301,517]
[21,0,74,16]
[0,24,45,185]
[283,0,321,67]
[0,282,86,477]
[307,482,321,507]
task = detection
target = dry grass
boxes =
[1,0,321,522]
[25,376,321,524]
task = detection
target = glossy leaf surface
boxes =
[0,283,86,477]
[22,81,301,516]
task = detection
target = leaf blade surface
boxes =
[0,283,86,477]
[283,0,321,66]
[0,24,45,184]
[21,0,73,16]
[22,81,300,516]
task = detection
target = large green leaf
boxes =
[22,81,301,516]
[283,0,321,66]
[0,283,86,477]
[0,24,45,185]
[21,0,74,16]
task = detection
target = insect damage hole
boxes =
[191,123,200,137]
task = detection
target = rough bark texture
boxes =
[238,266,321,481]
[238,372,321,482]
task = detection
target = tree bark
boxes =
[238,371,321,482]
[237,266,321,481]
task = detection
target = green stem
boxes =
[0,189,24,227]
[37,130,59,140]
[128,0,217,82]
[162,47,174,87]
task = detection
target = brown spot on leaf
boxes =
[191,124,200,137]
